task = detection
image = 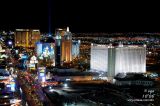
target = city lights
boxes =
[0,21,160,106]
[0,0,159,105]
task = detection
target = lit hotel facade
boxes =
[90,44,146,77]
[15,29,40,48]
[55,27,79,65]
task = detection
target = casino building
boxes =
[55,27,80,66]
[90,43,146,78]
[15,29,40,48]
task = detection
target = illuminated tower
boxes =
[61,27,72,63]
[15,29,40,49]
[72,40,80,59]
[55,31,62,66]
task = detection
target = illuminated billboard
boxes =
[36,43,55,66]
[38,67,46,82]
[6,82,16,92]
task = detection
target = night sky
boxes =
[0,0,159,33]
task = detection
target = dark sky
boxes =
[0,0,159,33]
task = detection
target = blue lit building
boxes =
[36,38,56,66]
[72,40,80,59]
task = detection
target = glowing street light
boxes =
[49,86,52,89]
[63,83,68,88]
[8,41,12,45]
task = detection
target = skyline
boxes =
[0,5,160,105]
[0,0,159,33]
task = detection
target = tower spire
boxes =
[67,27,69,32]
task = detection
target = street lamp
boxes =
[8,41,12,45]
[8,41,13,48]
[63,83,68,88]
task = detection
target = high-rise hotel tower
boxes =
[55,27,73,65]
[90,43,146,78]
[15,29,40,48]
[61,27,72,63]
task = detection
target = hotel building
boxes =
[15,29,40,48]
[72,40,80,59]
[90,43,146,78]
[55,27,73,65]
